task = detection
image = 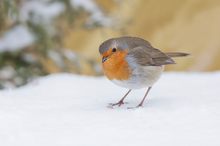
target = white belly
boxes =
[112,65,164,89]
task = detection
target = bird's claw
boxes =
[108,101,128,107]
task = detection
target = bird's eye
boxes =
[112,48,117,52]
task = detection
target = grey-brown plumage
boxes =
[127,46,175,66]
[99,36,189,67]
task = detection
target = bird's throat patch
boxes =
[102,50,131,80]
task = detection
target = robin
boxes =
[99,36,189,108]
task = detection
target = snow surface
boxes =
[0,72,220,146]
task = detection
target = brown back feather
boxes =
[128,46,175,66]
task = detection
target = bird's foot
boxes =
[108,100,128,108]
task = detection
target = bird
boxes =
[99,36,189,108]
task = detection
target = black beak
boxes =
[102,57,107,63]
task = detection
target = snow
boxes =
[48,50,65,68]
[20,1,65,23]
[71,0,112,26]
[0,0,64,52]
[0,0,111,52]
[0,72,220,146]
[0,25,34,52]
[20,0,111,26]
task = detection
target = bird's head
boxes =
[99,37,129,63]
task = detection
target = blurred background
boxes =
[0,0,220,89]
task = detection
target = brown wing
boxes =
[128,46,175,66]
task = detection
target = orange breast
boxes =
[102,50,131,80]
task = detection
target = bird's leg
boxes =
[128,87,152,109]
[109,89,132,107]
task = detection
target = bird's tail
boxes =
[166,52,190,58]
